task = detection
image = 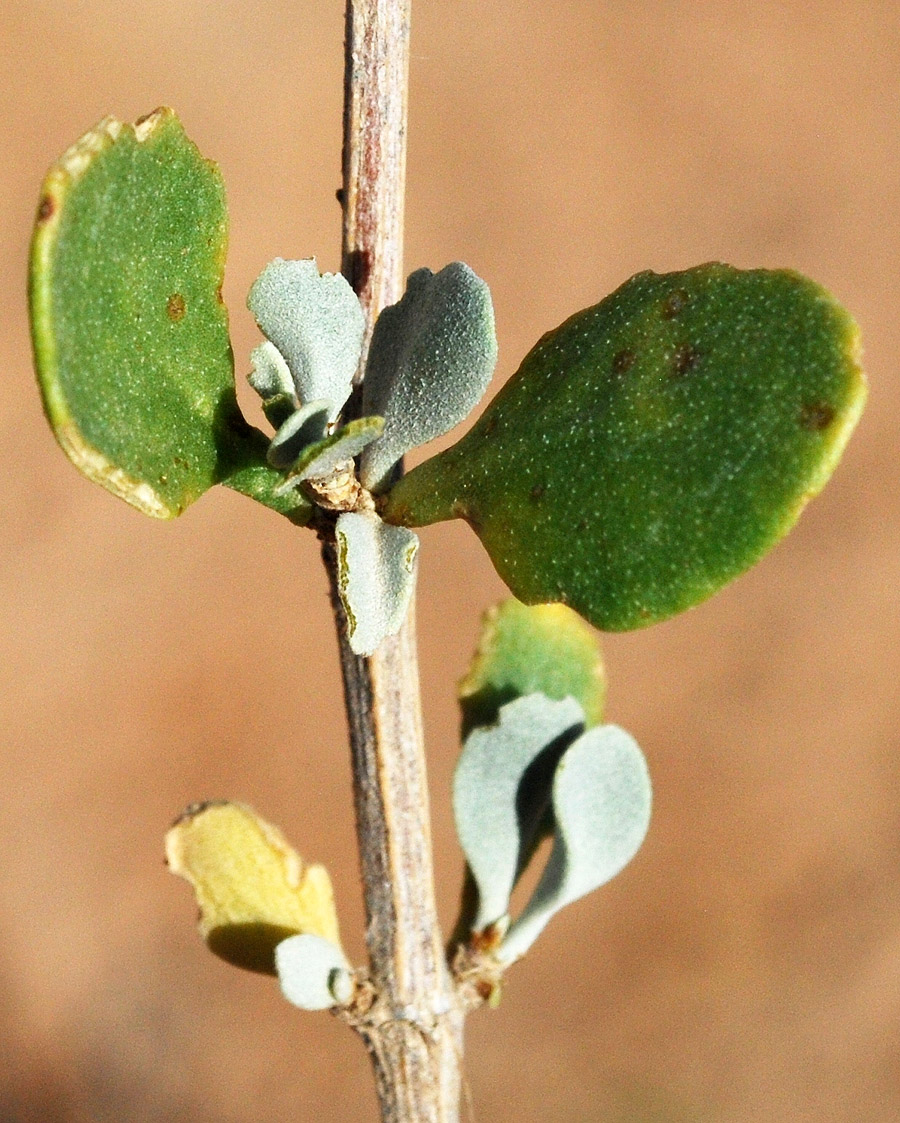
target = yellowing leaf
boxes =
[459,598,606,737]
[165,801,341,975]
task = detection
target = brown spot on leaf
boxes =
[37,196,55,223]
[530,483,546,502]
[662,289,689,319]
[612,349,636,375]
[482,416,498,436]
[167,293,186,322]
[672,342,701,377]
[800,401,836,431]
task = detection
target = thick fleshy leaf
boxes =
[279,415,385,489]
[382,265,867,631]
[454,694,585,930]
[459,597,606,738]
[498,725,651,963]
[358,263,498,491]
[165,801,341,975]
[29,108,276,518]
[275,934,354,1011]
[335,511,418,655]
[247,258,364,418]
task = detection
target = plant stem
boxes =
[322,3,464,1121]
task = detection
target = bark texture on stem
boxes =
[342,0,410,363]
[330,3,464,1121]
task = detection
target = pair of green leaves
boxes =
[30,109,866,638]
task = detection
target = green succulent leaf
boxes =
[382,265,867,631]
[459,597,606,738]
[29,108,284,519]
[498,724,652,964]
[454,693,586,931]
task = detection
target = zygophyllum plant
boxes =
[27,4,866,1121]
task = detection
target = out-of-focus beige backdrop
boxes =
[2,2,898,1121]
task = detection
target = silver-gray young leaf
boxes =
[453,693,586,931]
[275,934,354,1011]
[498,725,651,964]
[335,511,419,656]
[267,400,332,469]
[359,263,498,491]
[249,340,295,403]
[248,258,365,418]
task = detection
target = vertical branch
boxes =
[326,3,464,1122]
[341,0,410,364]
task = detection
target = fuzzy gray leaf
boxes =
[359,263,498,491]
[249,340,295,403]
[498,725,651,963]
[248,258,365,418]
[267,400,332,469]
[275,934,354,1010]
[335,511,419,656]
[453,693,585,931]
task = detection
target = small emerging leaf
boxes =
[454,694,585,930]
[459,597,606,737]
[249,340,295,403]
[268,400,331,469]
[359,263,498,491]
[498,725,651,963]
[165,801,341,975]
[248,258,364,419]
[30,108,256,518]
[335,511,418,655]
[275,934,354,1011]
[383,265,867,630]
[279,415,385,489]
[249,340,297,429]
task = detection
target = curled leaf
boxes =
[249,340,297,429]
[275,934,354,1011]
[278,415,385,490]
[453,693,585,930]
[267,400,332,469]
[165,801,341,975]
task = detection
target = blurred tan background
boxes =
[2,2,899,1120]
